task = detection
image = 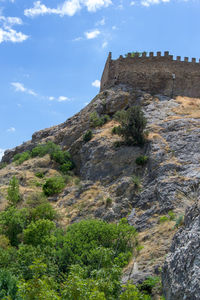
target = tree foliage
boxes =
[7,176,21,206]
[113,106,147,145]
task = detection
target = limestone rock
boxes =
[162,203,200,300]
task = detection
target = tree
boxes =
[114,106,147,145]
[17,260,60,300]
[23,219,56,247]
[7,176,21,206]
[0,207,28,246]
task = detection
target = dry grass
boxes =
[54,182,110,227]
[136,221,176,270]
[173,96,200,118]
[94,120,119,139]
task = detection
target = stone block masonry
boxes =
[100,51,200,98]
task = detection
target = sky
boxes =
[0,0,200,158]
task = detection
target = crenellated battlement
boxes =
[110,51,200,63]
[100,51,200,97]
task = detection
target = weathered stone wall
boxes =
[100,51,200,98]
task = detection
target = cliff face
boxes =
[162,203,200,300]
[1,84,200,296]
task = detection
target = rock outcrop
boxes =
[1,84,200,291]
[162,202,200,300]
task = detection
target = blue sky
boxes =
[0,0,200,158]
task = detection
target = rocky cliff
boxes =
[1,84,200,298]
[162,202,200,300]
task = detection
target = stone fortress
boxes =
[100,51,200,98]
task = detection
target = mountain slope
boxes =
[1,85,200,296]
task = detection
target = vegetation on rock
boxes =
[83,129,93,142]
[113,106,147,145]
[90,111,110,128]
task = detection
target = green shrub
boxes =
[138,276,160,294]
[30,202,57,222]
[124,51,145,58]
[31,142,74,174]
[90,112,110,128]
[58,218,137,273]
[159,216,169,223]
[112,126,121,135]
[13,153,21,162]
[43,177,65,196]
[120,282,151,299]
[0,269,20,300]
[168,210,175,221]
[135,155,148,166]
[174,215,184,229]
[35,172,45,178]
[50,150,69,164]
[132,175,141,189]
[23,219,56,247]
[0,206,29,246]
[60,161,74,174]
[105,197,112,207]
[31,141,60,158]
[13,151,31,165]
[17,259,60,300]
[113,106,147,145]
[101,114,110,124]
[7,176,21,206]
[83,130,93,142]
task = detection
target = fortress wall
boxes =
[100,52,200,98]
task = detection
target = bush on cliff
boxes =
[43,176,65,196]
[7,176,21,206]
[90,111,110,128]
[113,106,147,145]
[13,151,31,165]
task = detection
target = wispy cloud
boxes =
[49,96,70,102]
[141,0,170,6]
[11,82,70,102]
[102,41,108,48]
[24,0,112,18]
[72,36,83,41]
[0,15,28,44]
[85,29,100,39]
[7,127,16,133]
[11,82,37,96]
[92,79,100,88]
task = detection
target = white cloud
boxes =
[0,28,28,43]
[0,16,23,27]
[112,25,117,30]
[58,96,69,102]
[7,127,16,133]
[0,15,28,44]
[49,95,70,102]
[92,79,100,88]
[49,96,55,101]
[11,82,37,96]
[0,149,5,161]
[141,0,169,6]
[130,1,135,5]
[85,29,100,39]
[24,0,112,18]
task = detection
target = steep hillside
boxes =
[1,85,200,297]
